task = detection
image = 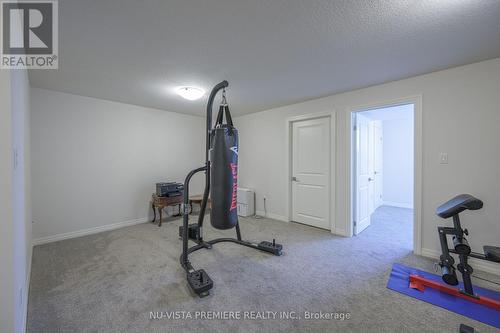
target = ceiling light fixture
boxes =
[175,86,205,101]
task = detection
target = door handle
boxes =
[292,177,299,182]
[368,177,374,182]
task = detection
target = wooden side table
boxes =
[151,194,184,227]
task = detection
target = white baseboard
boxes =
[32,217,149,246]
[421,248,500,276]
[255,210,289,222]
[383,201,413,209]
[332,228,348,237]
[254,211,349,236]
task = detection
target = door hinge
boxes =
[353,125,357,131]
[353,220,357,226]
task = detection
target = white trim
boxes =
[347,95,423,255]
[382,201,413,209]
[255,211,288,222]
[32,217,149,246]
[421,248,500,276]
[285,110,337,233]
[332,228,348,237]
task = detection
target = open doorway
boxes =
[352,103,414,250]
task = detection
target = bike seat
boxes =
[484,246,500,263]
[436,194,483,219]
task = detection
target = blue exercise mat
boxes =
[387,263,500,328]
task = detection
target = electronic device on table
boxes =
[156,182,184,197]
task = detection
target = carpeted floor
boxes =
[27,206,500,333]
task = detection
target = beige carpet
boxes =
[27,206,500,332]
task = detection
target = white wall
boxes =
[1,65,15,333]
[31,89,205,242]
[235,57,500,261]
[382,114,414,208]
[1,69,32,333]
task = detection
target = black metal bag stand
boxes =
[180,80,283,297]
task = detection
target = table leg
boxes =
[159,207,163,227]
[152,203,156,223]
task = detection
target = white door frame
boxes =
[286,111,336,233]
[348,95,423,255]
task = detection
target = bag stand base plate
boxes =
[187,269,213,297]
[258,240,283,256]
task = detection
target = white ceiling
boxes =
[29,0,500,116]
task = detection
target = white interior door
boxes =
[354,114,371,235]
[291,117,330,229]
[373,121,383,209]
[368,121,375,214]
